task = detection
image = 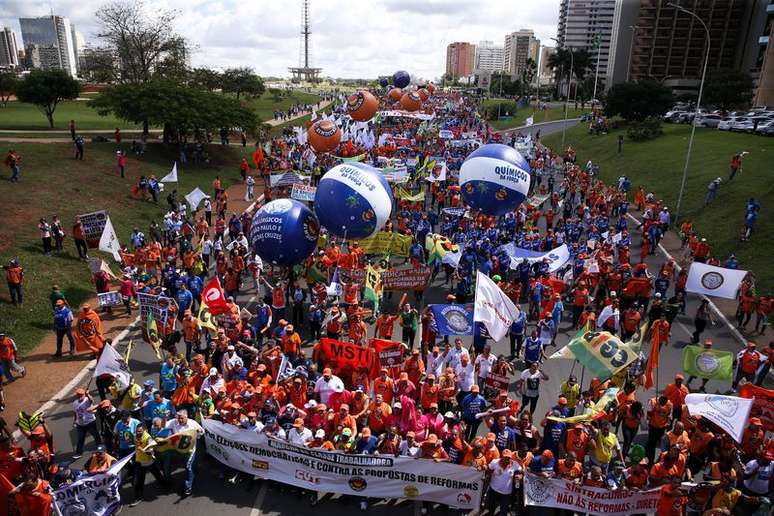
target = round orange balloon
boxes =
[308,120,341,153]
[417,88,430,101]
[400,91,422,112]
[426,83,436,94]
[347,90,379,121]
[388,88,402,101]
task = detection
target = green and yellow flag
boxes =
[153,429,198,457]
[306,262,328,284]
[364,265,383,313]
[565,330,637,381]
[350,232,412,257]
[548,387,620,424]
[198,301,218,334]
[395,186,425,202]
[682,345,734,381]
[147,313,163,360]
[425,233,459,264]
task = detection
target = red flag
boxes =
[369,338,405,375]
[252,147,264,167]
[320,338,379,379]
[739,383,774,432]
[202,277,231,316]
[0,473,14,516]
[643,335,660,390]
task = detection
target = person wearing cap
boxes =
[72,387,101,459]
[281,324,302,362]
[398,430,421,457]
[418,433,449,462]
[740,417,766,462]
[523,328,544,368]
[732,341,766,390]
[738,449,773,513]
[129,422,166,507]
[354,427,378,455]
[374,311,398,340]
[200,367,224,397]
[559,376,580,417]
[313,367,341,406]
[163,410,204,496]
[50,460,81,489]
[333,427,355,452]
[399,303,419,350]
[159,355,179,399]
[287,418,313,446]
[262,416,286,440]
[253,297,273,349]
[113,409,141,463]
[84,444,116,474]
[663,374,689,421]
[308,428,334,450]
[557,451,582,483]
[474,344,496,392]
[182,310,201,363]
[96,399,119,454]
[460,384,487,442]
[486,449,522,515]
[52,298,75,357]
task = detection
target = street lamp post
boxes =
[626,25,639,82]
[551,37,573,150]
[668,2,710,223]
[592,33,602,106]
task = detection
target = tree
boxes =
[189,67,222,92]
[221,67,265,99]
[95,0,189,83]
[15,70,80,128]
[702,70,754,112]
[521,58,538,91]
[90,81,259,136]
[547,47,592,98]
[605,80,674,121]
[0,72,18,107]
[490,72,522,96]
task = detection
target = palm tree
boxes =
[547,47,592,98]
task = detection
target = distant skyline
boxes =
[0,0,561,80]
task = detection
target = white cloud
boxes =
[0,0,561,80]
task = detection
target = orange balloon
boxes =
[307,120,341,153]
[347,90,379,121]
[400,91,422,112]
[426,83,436,94]
[417,88,430,101]
[388,88,402,101]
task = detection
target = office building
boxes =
[475,41,504,73]
[741,1,773,105]
[19,15,78,76]
[0,27,19,68]
[504,29,540,80]
[556,0,615,87]
[538,46,556,85]
[446,42,476,79]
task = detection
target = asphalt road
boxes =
[30,119,759,515]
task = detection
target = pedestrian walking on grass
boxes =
[74,135,85,160]
[53,299,76,356]
[51,215,65,253]
[3,259,23,304]
[0,333,25,382]
[72,216,88,260]
[4,149,20,182]
[117,151,127,178]
[69,119,76,140]
[38,218,52,255]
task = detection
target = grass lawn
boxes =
[0,100,138,131]
[0,141,252,355]
[244,90,321,123]
[542,123,774,291]
[485,103,588,130]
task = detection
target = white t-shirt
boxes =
[73,397,96,427]
[475,354,496,380]
[446,347,469,370]
[287,427,313,446]
[164,418,204,450]
[488,459,522,495]
[743,459,773,494]
[520,369,546,397]
[398,440,421,457]
[314,375,341,405]
[426,353,445,379]
[455,362,475,392]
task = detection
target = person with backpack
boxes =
[53,300,76,357]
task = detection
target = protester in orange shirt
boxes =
[403,349,425,386]
[556,451,583,482]
[663,374,689,421]
[373,368,394,404]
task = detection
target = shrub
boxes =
[484,102,518,121]
[626,116,663,141]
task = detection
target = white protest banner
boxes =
[291,183,317,202]
[160,162,178,182]
[203,419,482,508]
[98,216,122,262]
[685,393,753,443]
[525,116,534,127]
[78,210,109,248]
[438,129,454,139]
[270,171,311,187]
[523,473,660,515]
[526,193,550,206]
[685,262,748,300]
[185,187,208,211]
[93,343,131,385]
[377,110,435,120]
[54,453,132,516]
[502,243,571,273]
[474,271,520,341]
[97,291,123,308]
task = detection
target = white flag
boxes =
[685,262,748,300]
[185,187,208,211]
[88,257,119,280]
[473,271,520,341]
[94,343,131,386]
[525,116,534,127]
[685,393,752,443]
[161,162,178,183]
[98,216,122,262]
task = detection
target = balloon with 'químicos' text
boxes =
[459,143,531,216]
[251,199,319,266]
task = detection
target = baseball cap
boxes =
[75,388,86,396]
[209,367,218,375]
[542,450,554,459]
[143,380,155,387]
[293,418,304,428]
[486,432,496,442]
[426,434,438,444]
[674,374,684,381]
[323,367,332,375]
[444,411,456,419]
[501,449,514,458]
[315,429,326,439]
[361,427,371,437]
[749,417,762,426]
[96,445,106,453]
[747,341,757,347]
[342,428,353,437]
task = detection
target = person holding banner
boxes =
[485,449,522,516]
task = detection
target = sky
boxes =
[0,0,562,81]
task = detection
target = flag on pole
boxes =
[198,301,218,333]
[98,216,122,262]
[364,264,383,313]
[124,339,134,362]
[147,313,163,360]
[566,330,638,381]
[161,162,178,183]
[326,268,343,297]
[201,276,231,316]
[685,262,748,300]
[185,187,208,211]
[94,342,131,385]
[685,394,753,443]
[473,271,520,341]
[682,346,734,380]
[643,335,660,390]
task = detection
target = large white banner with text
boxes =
[203,420,483,508]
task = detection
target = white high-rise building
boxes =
[0,27,19,68]
[504,29,540,80]
[19,15,78,76]
[475,40,504,72]
[556,0,616,87]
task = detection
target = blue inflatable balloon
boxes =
[459,143,531,216]
[392,70,410,89]
[314,162,394,239]
[251,199,319,266]
[379,77,389,88]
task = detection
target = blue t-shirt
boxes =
[145,399,174,422]
[355,436,378,454]
[529,455,556,474]
[524,338,543,363]
[176,289,193,312]
[461,394,487,422]
[160,363,178,392]
[542,421,566,455]
[115,418,140,449]
[489,424,517,452]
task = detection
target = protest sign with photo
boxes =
[291,183,317,202]
[369,338,406,369]
[97,291,123,308]
[203,420,482,509]
[78,210,109,248]
[137,292,172,328]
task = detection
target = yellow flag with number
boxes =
[198,301,218,333]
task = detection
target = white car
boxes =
[731,117,754,132]
[717,117,737,130]
[695,114,722,128]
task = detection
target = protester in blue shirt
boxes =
[159,356,178,398]
[509,310,527,358]
[144,391,175,426]
[53,300,75,357]
[461,385,487,442]
[487,414,517,453]
[176,283,193,315]
[529,449,556,476]
[113,410,141,458]
[354,428,378,454]
[523,329,544,366]
[540,409,566,457]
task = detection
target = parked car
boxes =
[695,114,722,128]
[731,117,754,132]
[664,111,687,123]
[755,119,774,135]
[677,112,696,124]
[717,117,737,130]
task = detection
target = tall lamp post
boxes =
[626,25,639,82]
[591,33,602,106]
[668,2,710,223]
[551,37,574,150]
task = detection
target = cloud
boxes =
[0,0,561,80]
